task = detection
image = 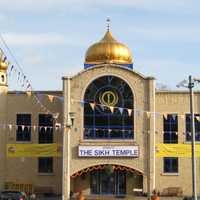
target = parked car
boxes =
[0,191,27,200]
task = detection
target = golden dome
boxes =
[0,50,8,71]
[0,62,8,71]
[84,31,133,66]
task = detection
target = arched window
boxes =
[84,75,134,139]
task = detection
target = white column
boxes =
[147,77,156,198]
[62,77,71,200]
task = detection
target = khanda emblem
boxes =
[99,90,118,107]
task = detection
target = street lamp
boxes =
[177,75,200,200]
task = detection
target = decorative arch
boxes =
[83,75,134,139]
[71,164,143,178]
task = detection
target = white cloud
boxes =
[2,33,67,46]
[1,32,91,48]
[134,58,200,88]
[127,25,200,42]
[0,0,198,13]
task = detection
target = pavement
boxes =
[36,196,183,200]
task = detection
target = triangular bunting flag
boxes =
[26,91,32,97]
[146,112,151,119]
[8,124,12,131]
[119,107,123,115]
[109,106,114,113]
[33,126,36,132]
[172,114,177,121]
[47,95,54,102]
[89,103,95,110]
[163,113,168,120]
[127,109,132,116]
[196,116,200,122]
[21,125,25,131]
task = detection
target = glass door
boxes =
[90,169,126,195]
[100,171,115,194]
[116,171,126,195]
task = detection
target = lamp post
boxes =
[177,75,200,200]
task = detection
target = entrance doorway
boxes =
[90,169,126,195]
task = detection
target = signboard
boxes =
[7,144,62,157]
[78,145,139,157]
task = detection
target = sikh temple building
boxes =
[0,27,200,199]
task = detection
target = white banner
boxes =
[78,145,139,157]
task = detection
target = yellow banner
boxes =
[7,144,62,157]
[156,144,200,157]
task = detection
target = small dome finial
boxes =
[106,17,110,31]
[0,48,3,60]
[0,48,9,71]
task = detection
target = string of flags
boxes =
[0,45,54,115]
[1,123,63,132]
[74,99,200,121]
[0,122,196,137]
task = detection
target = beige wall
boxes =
[63,64,155,195]
[1,64,200,196]
[2,91,63,194]
[155,92,200,196]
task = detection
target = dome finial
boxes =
[106,17,110,31]
[0,48,3,60]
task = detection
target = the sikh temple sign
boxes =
[78,145,139,157]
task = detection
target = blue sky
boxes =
[0,0,200,90]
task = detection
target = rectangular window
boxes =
[163,114,178,143]
[38,114,53,143]
[38,157,53,173]
[186,114,200,141]
[16,114,31,141]
[163,157,178,173]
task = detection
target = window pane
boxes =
[164,157,178,173]
[38,157,53,173]
[16,114,31,141]
[163,114,178,143]
[84,76,134,139]
[38,114,53,143]
[185,114,200,141]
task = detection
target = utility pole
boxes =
[188,75,197,200]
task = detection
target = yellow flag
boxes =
[163,113,168,120]
[156,144,200,157]
[196,116,200,122]
[109,106,114,113]
[89,103,95,110]
[33,126,36,132]
[26,91,32,97]
[146,112,151,119]
[47,95,54,102]
[7,143,62,157]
